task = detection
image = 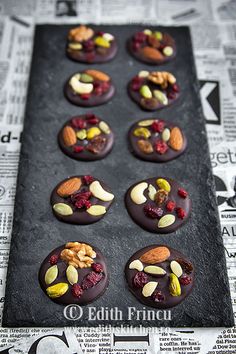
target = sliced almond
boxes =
[170,260,183,278]
[66,265,78,285]
[142,281,158,297]
[144,265,166,276]
[45,265,58,285]
[89,181,114,202]
[130,182,148,204]
[129,259,143,272]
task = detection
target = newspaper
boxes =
[0,0,236,353]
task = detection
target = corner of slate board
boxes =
[2,24,234,328]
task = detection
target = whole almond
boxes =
[169,127,183,151]
[140,246,170,264]
[141,46,164,61]
[57,177,82,197]
[85,69,110,82]
[62,126,77,146]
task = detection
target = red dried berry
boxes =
[152,290,165,303]
[75,199,92,210]
[94,87,103,96]
[83,39,95,52]
[83,175,94,185]
[166,200,176,212]
[71,284,83,298]
[172,83,180,93]
[85,113,96,120]
[91,263,104,273]
[151,120,165,133]
[100,81,110,93]
[71,118,86,129]
[179,275,192,286]
[131,76,143,91]
[73,145,84,153]
[133,32,147,43]
[178,188,188,198]
[133,272,149,288]
[167,91,176,99]
[144,204,163,219]
[176,207,186,219]
[82,271,103,290]
[96,31,104,36]
[49,254,59,265]
[88,117,99,124]
[71,191,92,204]
[80,93,91,100]
[155,140,168,154]
[132,41,141,52]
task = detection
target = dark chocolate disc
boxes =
[125,177,191,233]
[39,242,108,305]
[58,114,114,161]
[127,29,176,65]
[125,244,194,309]
[51,175,114,225]
[128,118,187,162]
[64,70,115,107]
[66,25,118,63]
[128,70,180,111]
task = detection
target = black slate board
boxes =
[3,25,234,327]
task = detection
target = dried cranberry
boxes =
[49,254,59,265]
[172,83,180,93]
[75,199,92,210]
[132,41,141,51]
[85,113,96,120]
[94,87,103,96]
[71,284,83,298]
[133,32,147,43]
[80,93,91,100]
[133,272,149,288]
[83,39,95,52]
[91,263,104,273]
[179,275,192,286]
[166,200,176,212]
[100,81,110,93]
[131,76,143,91]
[71,118,86,129]
[82,271,103,290]
[176,207,185,219]
[83,175,94,185]
[155,140,168,154]
[167,91,176,99]
[153,290,165,303]
[178,188,188,198]
[71,191,92,204]
[73,146,84,153]
[87,117,99,124]
[96,31,104,36]
[151,120,165,133]
[144,204,163,219]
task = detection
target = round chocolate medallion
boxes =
[58,114,114,161]
[128,70,180,111]
[125,177,191,233]
[128,118,187,162]
[64,70,115,107]
[51,175,115,225]
[125,245,194,309]
[127,29,176,65]
[39,241,108,305]
[67,25,118,63]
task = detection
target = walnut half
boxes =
[60,242,96,269]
